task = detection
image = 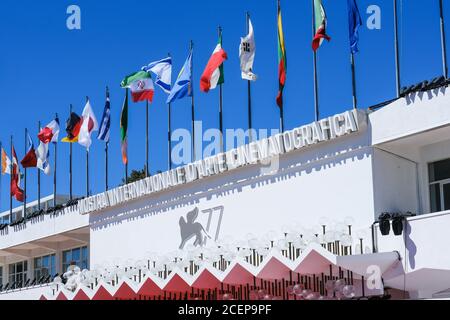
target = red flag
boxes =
[200,39,227,93]
[38,118,60,144]
[277,0,287,108]
[20,150,37,168]
[11,146,24,202]
[38,127,54,144]
[20,134,37,168]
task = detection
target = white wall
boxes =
[0,284,49,300]
[370,87,450,145]
[376,211,450,297]
[0,206,88,250]
[89,131,377,265]
[369,88,450,216]
[372,148,420,217]
[378,212,450,272]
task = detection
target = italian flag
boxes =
[200,35,227,92]
[312,0,331,51]
[121,71,155,103]
[277,0,287,109]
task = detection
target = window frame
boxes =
[428,158,450,213]
[8,261,28,286]
[62,246,89,272]
[34,254,56,280]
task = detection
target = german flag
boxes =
[62,112,83,143]
[276,0,287,109]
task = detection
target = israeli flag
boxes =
[36,141,50,175]
[142,57,172,94]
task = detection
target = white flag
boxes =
[240,19,257,81]
[36,141,50,175]
[78,99,99,150]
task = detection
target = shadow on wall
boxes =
[89,132,371,232]
[0,208,76,239]
[405,87,446,106]
[405,221,417,270]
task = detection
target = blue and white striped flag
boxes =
[142,57,172,94]
[97,89,111,143]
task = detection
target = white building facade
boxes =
[1,86,450,300]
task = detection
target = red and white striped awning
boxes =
[42,244,400,300]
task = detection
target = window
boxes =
[10,210,22,223]
[9,261,28,286]
[34,254,56,280]
[0,266,3,286]
[0,215,9,224]
[62,246,88,272]
[429,159,450,212]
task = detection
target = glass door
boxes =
[442,182,450,211]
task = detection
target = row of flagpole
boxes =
[391,0,448,98]
[0,0,449,217]
[0,96,101,217]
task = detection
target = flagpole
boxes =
[312,0,320,121]
[69,105,73,200]
[351,53,358,109]
[218,26,224,153]
[105,87,109,192]
[125,89,129,184]
[279,103,285,133]
[440,0,448,78]
[10,135,13,220]
[146,99,149,177]
[278,0,286,133]
[167,53,173,170]
[168,101,172,170]
[246,12,253,142]
[190,40,196,162]
[37,121,41,210]
[393,0,401,97]
[105,141,109,191]
[85,97,90,197]
[0,141,2,216]
[86,149,89,196]
[53,113,58,207]
[24,128,27,218]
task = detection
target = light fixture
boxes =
[392,212,415,235]
[378,213,391,236]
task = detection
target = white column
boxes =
[26,258,33,283]
[1,264,6,286]
[55,249,62,275]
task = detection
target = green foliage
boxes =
[122,166,148,184]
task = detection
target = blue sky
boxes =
[0,0,447,212]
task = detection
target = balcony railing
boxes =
[0,274,58,295]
